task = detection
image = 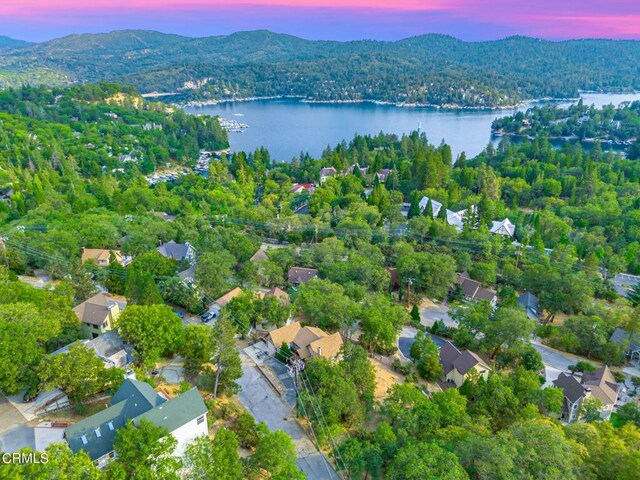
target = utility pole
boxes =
[587,323,597,359]
[407,278,413,307]
[213,354,222,398]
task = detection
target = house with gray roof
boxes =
[157,240,196,265]
[52,331,132,369]
[553,366,619,423]
[74,293,125,339]
[610,327,640,363]
[65,379,207,468]
[439,341,491,388]
[517,291,540,319]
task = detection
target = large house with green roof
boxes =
[64,379,208,468]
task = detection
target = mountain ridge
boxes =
[2,29,639,107]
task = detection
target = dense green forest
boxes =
[1,31,640,107]
[493,100,640,158]
[0,84,639,479]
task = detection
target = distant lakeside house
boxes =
[64,379,207,468]
[553,366,619,423]
[74,293,125,339]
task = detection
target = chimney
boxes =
[158,240,163,246]
[317,346,323,357]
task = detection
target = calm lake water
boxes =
[184,93,640,161]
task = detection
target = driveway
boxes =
[397,326,447,360]
[420,301,456,328]
[0,395,34,453]
[237,352,340,480]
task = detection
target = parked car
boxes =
[173,309,185,319]
[201,311,215,323]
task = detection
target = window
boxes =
[81,435,88,445]
[197,415,205,425]
[108,451,115,459]
[95,428,101,438]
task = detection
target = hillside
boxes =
[0,35,32,49]
[1,30,640,107]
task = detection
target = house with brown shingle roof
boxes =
[288,267,318,285]
[258,287,290,304]
[266,321,342,361]
[439,341,490,388]
[554,366,620,423]
[74,293,125,339]
[250,249,269,262]
[287,267,318,285]
[453,272,497,307]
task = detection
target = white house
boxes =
[418,196,443,217]
[64,379,207,468]
[490,218,516,237]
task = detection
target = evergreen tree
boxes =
[407,193,421,219]
[423,198,434,219]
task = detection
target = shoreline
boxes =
[180,95,579,112]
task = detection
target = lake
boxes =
[184,93,640,161]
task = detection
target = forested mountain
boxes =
[0,35,32,49]
[2,30,640,107]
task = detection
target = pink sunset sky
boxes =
[3,0,640,42]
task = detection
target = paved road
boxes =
[530,340,581,387]
[237,352,340,480]
[0,395,34,453]
[421,302,456,328]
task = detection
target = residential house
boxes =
[0,187,13,202]
[178,265,196,285]
[346,164,368,176]
[446,206,477,232]
[64,379,207,468]
[609,327,640,363]
[319,167,337,183]
[250,249,270,262]
[81,248,130,267]
[439,341,491,388]
[157,240,196,265]
[52,331,132,369]
[553,366,619,423]
[258,286,290,304]
[490,218,516,238]
[453,272,498,307]
[266,321,343,360]
[288,267,318,285]
[151,211,176,222]
[518,291,540,319]
[418,196,443,217]
[290,183,315,195]
[375,168,391,183]
[74,293,125,339]
[207,287,244,317]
